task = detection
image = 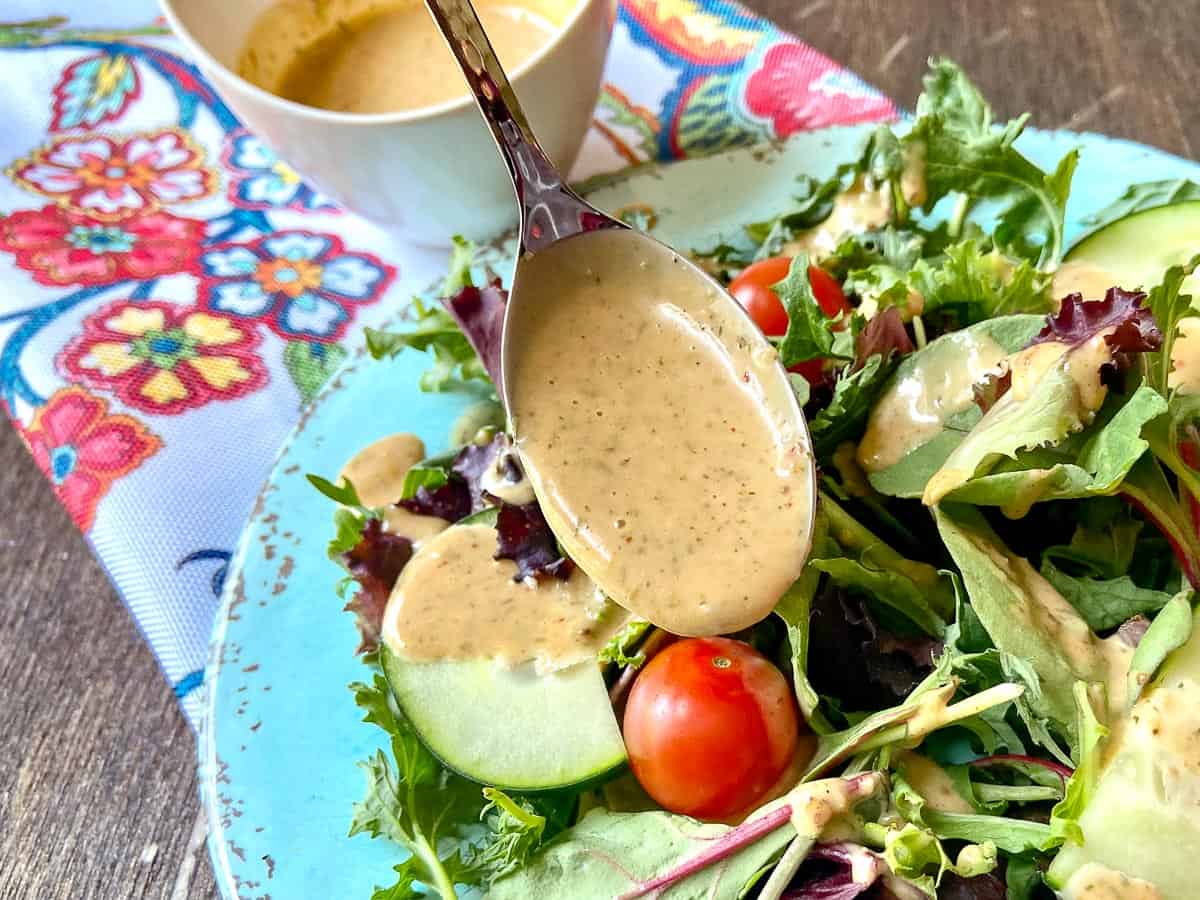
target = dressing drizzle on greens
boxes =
[309,59,1200,900]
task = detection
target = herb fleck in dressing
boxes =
[340,434,449,543]
[506,229,813,637]
[382,523,622,672]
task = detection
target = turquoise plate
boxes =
[201,125,1200,899]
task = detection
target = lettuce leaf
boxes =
[1040,559,1173,633]
[936,384,1167,516]
[864,316,1045,498]
[365,298,490,393]
[808,353,899,459]
[776,252,852,367]
[820,492,956,625]
[1083,179,1200,229]
[934,506,1132,738]
[488,806,795,900]
[340,519,414,654]
[924,290,1164,507]
[1125,591,1194,706]
[906,59,1076,268]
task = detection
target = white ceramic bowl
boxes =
[160,0,615,242]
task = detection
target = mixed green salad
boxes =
[311,60,1200,899]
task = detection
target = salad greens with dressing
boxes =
[310,60,1200,900]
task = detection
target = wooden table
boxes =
[2,2,1196,897]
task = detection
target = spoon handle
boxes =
[422,0,622,253]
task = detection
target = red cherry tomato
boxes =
[729,257,850,385]
[622,637,801,820]
[728,257,851,337]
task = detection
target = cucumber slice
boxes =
[1046,606,1200,899]
[1065,200,1200,296]
[381,644,626,791]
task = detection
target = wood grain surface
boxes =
[2,2,1196,898]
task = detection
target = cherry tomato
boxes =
[728,257,851,337]
[729,257,850,385]
[622,637,800,820]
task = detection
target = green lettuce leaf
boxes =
[1040,559,1173,632]
[1143,255,1200,398]
[1083,179,1200,229]
[775,552,833,733]
[922,335,1133,507]
[365,298,490,393]
[348,676,485,900]
[488,807,794,900]
[307,474,381,557]
[820,492,956,625]
[892,769,1050,856]
[347,675,559,899]
[936,384,1168,516]
[776,252,852,366]
[916,241,1050,320]
[907,59,1076,267]
[1049,682,1108,846]
[934,506,1132,739]
[598,619,653,669]
[808,353,899,459]
[1126,591,1194,706]
[864,315,1045,498]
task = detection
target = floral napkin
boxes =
[0,0,895,724]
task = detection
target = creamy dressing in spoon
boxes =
[506,228,813,637]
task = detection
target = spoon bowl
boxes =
[424,0,817,633]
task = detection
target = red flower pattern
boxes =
[20,386,161,531]
[0,205,203,286]
[744,42,897,137]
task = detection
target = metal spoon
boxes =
[423,0,817,634]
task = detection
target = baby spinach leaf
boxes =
[1042,503,1144,580]
[1040,559,1173,633]
[488,807,795,900]
[935,506,1132,738]
[865,316,1045,499]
